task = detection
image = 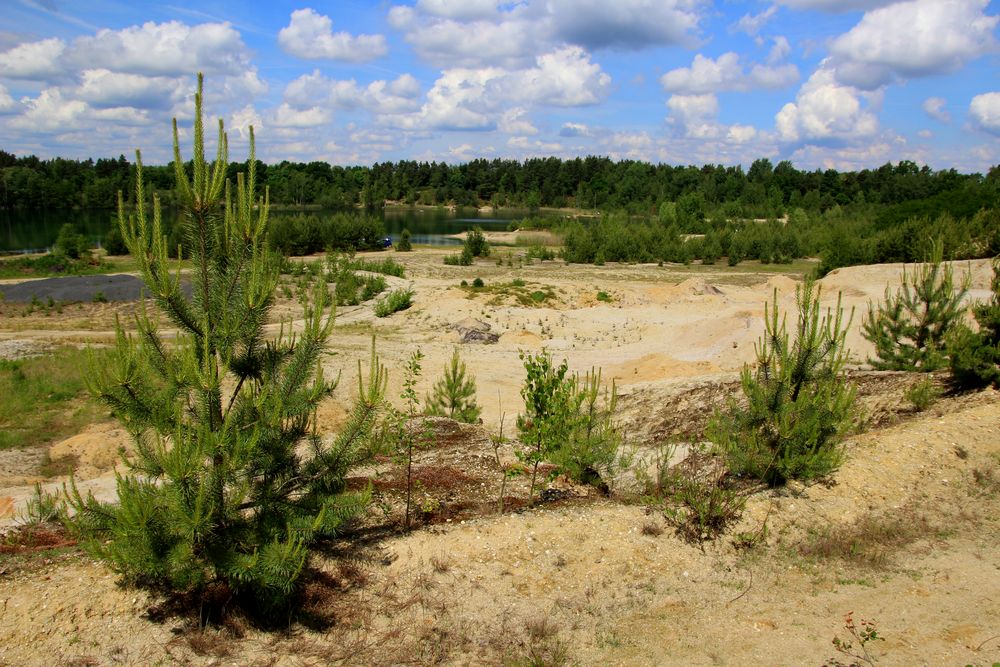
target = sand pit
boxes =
[2,250,998,666]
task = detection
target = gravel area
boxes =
[0,274,147,303]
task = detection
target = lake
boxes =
[0,206,532,253]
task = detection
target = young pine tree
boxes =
[948,258,1000,389]
[425,349,481,423]
[862,241,969,371]
[708,279,856,487]
[66,74,387,609]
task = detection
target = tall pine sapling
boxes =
[862,241,969,371]
[66,74,387,610]
[708,279,856,486]
[948,258,1000,388]
[425,348,481,423]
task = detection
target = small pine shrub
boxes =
[66,75,388,611]
[425,349,481,423]
[948,258,1000,389]
[472,277,485,288]
[708,278,856,486]
[374,288,414,317]
[904,378,940,411]
[464,226,490,258]
[863,241,969,372]
[396,228,412,252]
[444,246,473,266]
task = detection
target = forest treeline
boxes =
[4,149,998,275]
[2,149,996,219]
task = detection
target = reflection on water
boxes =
[0,206,531,253]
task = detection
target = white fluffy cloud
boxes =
[546,0,702,51]
[278,9,387,62]
[829,0,999,89]
[272,103,332,128]
[0,38,66,80]
[387,47,610,132]
[775,66,878,142]
[775,0,900,11]
[416,0,502,20]
[76,69,186,110]
[661,52,798,94]
[733,6,778,40]
[388,4,538,69]
[666,93,720,138]
[498,107,537,135]
[67,21,252,77]
[283,71,422,116]
[501,47,611,107]
[388,0,704,68]
[922,97,950,123]
[969,92,1000,135]
[0,85,15,114]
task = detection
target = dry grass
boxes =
[797,509,936,569]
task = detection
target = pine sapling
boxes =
[65,74,388,610]
[863,240,969,371]
[425,348,481,423]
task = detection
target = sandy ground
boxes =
[0,249,997,665]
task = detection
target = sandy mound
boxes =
[47,422,130,480]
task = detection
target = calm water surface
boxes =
[0,207,532,253]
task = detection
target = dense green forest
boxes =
[3,149,997,275]
[2,149,996,218]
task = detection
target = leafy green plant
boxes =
[54,223,90,259]
[948,258,1000,389]
[516,354,623,499]
[708,278,857,486]
[66,75,388,611]
[863,241,969,371]
[472,277,485,288]
[825,612,883,667]
[596,291,613,303]
[374,288,414,317]
[516,352,575,504]
[904,378,940,411]
[92,291,107,303]
[425,349,481,423]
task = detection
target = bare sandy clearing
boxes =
[0,250,997,665]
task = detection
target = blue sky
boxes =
[0,0,998,172]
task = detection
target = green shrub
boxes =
[660,468,746,542]
[444,246,473,266]
[67,75,387,611]
[54,223,90,259]
[904,378,940,411]
[374,288,414,317]
[472,277,485,288]
[948,258,1000,388]
[425,349,481,423]
[102,221,129,256]
[396,228,412,252]
[708,278,857,486]
[863,241,969,371]
[464,226,490,258]
[516,354,623,499]
[596,291,612,303]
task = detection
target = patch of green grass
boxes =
[596,291,613,303]
[462,279,556,307]
[0,347,109,450]
[0,254,114,280]
[374,288,414,317]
